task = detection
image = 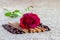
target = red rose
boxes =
[20,13,40,29]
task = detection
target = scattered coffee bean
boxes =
[38,23,50,31]
[2,24,25,34]
[44,26,50,31]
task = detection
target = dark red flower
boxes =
[20,13,40,29]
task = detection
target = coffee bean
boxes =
[39,23,42,27]
[2,24,25,34]
[38,23,50,31]
[43,25,50,31]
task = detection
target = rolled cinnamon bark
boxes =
[8,22,21,29]
[22,29,29,33]
[34,27,41,33]
[29,28,37,33]
[37,27,46,32]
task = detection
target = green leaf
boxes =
[4,9,23,18]
[25,8,30,12]
[25,6,33,12]
[13,10,23,16]
[13,10,20,12]
[5,12,11,16]
[10,14,18,18]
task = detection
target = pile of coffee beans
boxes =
[2,24,25,34]
[39,23,50,31]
